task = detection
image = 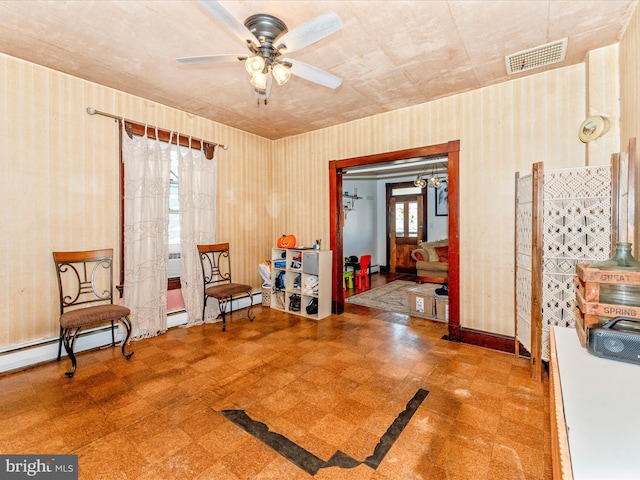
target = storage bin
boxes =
[435,295,449,322]
[261,286,271,307]
[303,252,319,275]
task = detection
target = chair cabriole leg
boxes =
[57,326,63,361]
[62,326,81,378]
[218,297,228,331]
[247,291,254,322]
[120,316,134,360]
[202,296,208,324]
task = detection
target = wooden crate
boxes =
[575,263,640,347]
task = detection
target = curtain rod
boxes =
[86,106,228,150]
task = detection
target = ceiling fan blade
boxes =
[177,54,246,65]
[198,0,260,49]
[287,59,342,89]
[276,12,342,53]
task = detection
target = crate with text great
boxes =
[270,248,332,320]
[575,263,640,347]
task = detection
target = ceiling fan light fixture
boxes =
[181,5,343,104]
[245,55,265,76]
[250,71,268,90]
[271,63,291,85]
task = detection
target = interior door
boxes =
[389,194,424,273]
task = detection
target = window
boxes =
[168,155,180,280]
[394,200,418,238]
[119,122,216,290]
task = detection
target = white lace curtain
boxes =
[121,128,218,339]
[122,128,171,339]
[177,134,218,325]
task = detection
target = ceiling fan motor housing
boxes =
[244,14,288,46]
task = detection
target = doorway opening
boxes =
[329,141,461,341]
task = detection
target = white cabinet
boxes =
[270,248,332,320]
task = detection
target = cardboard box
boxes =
[408,285,436,318]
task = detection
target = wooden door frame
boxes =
[329,140,461,341]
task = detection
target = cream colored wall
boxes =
[1,53,273,349]
[619,3,640,252]
[586,45,621,165]
[275,65,591,336]
[2,33,627,348]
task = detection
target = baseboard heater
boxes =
[0,291,261,375]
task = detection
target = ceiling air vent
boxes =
[505,38,568,75]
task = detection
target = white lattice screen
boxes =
[515,174,533,354]
[540,165,612,360]
[516,165,612,361]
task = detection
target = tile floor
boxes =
[0,283,551,479]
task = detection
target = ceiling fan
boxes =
[178,0,343,105]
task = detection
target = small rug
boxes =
[346,280,441,317]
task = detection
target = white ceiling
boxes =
[0,0,636,140]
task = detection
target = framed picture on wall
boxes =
[435,184,448,216]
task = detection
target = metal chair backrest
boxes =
[198,243,233,288]
[52,249,115,315]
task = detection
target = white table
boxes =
[551,326,640,480]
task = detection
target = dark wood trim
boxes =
[444,327,518,354]
[612,152,620,250]
[329,165,343,313]
[329,140,461,341]
[446,141,460,341]
[333,143,452,169]
[530,162,543,381]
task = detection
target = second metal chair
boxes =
[198,243,254,331]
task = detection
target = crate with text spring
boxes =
[270,248,332,320]
[575,263,640,347]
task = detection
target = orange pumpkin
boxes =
[277,234,296,249]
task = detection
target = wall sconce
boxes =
[579,115,610,143]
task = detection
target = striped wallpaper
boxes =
[619,4,640,252]
[1,54,272,348]
[1,27,630,348]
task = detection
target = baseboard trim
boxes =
[443,327,517,354]
[0,293,260,375]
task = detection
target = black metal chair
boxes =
[53,249,133,378]
[198,243,254,331]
